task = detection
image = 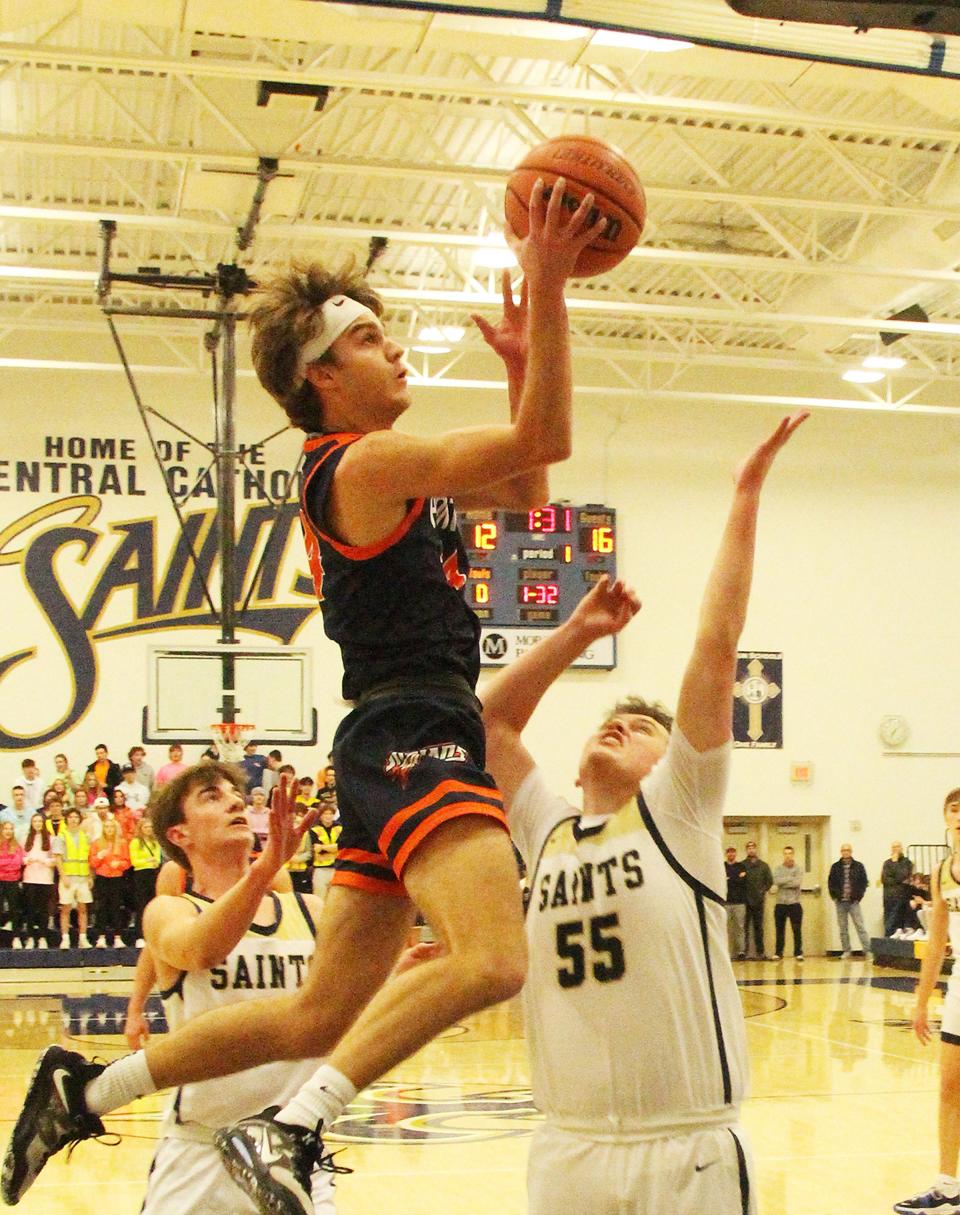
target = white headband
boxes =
[296,295,382,382]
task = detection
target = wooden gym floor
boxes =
[0,957,940,1215]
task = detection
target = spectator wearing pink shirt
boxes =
[154,744,187,787]
[21,813,56,948]
[0,821,25,947]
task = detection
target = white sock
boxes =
[937,1174,960,1196]
[84,1051,157,1116]
[276,1064,356,1131]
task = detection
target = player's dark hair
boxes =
[607,696,674,734]
[150,761,247,872]
[944,787,960,811]
[248,258,384,433]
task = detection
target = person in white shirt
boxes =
[129,746,155,792]
[19,760,44,813]
[480,412,807,1215]
[119,765,150,812]
[53,754,81,797]
[0,787,33,845]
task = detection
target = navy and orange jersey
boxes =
[299,432,481,701]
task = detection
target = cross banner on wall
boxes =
[732,652,783,749]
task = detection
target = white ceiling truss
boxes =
[4,0,960,415]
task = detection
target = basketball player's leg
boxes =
[143,885,415,1088]
[939,1041,960,1181]
[321,813,525,1087]
[0,885,413,1206]
[894,1011,960,1211]
[212,815,525,1215]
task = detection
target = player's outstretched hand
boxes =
[519,176,609,284]
[392,940,447,977]
[568,574,641,642]
[912,1002,932,1046]
[734,411,809,496]
[471,272,528,371]
[124,1009,151,1049]
[256,777,319,877]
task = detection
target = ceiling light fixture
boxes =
[862,355,906,370]
[412,344,452,355]
[472,245,516,270]
[589,30,694,52]
[842,368,885,384]
[0,265,98,282]
[417,326,465,344]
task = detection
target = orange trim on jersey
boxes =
[300,433,426,562]
[302,432,361,454]
[331,870,407,898]
[337,847,392,869]
[394,802,509,875]
[378,778,504,855]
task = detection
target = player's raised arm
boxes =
[482,576,641,806]
[461,274,548,511]
[675,412,808,753]
[145,777,313,974]
[336,179,607,509]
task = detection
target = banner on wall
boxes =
[732,651,783,749]
[0,428,320,750]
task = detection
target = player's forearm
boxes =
[126,947,156,1020]
[694,488,760,657]
[156,867,272,971]
[915,912,948,1005]
[513,277,572,465]
[482,615,594,733]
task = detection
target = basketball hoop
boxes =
[210,722,255,764]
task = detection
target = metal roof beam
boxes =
[4,42,960,143]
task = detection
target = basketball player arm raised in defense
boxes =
[482,411,809,807]
[144,780,316,976]
[124,860,191,1048]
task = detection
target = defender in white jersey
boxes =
[482,412,808,1215]
[136,763,333,1215]
[893,788,960,1215]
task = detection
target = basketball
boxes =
[504,135,645,277]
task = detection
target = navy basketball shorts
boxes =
[330,691,507,897]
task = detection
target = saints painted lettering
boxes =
[0,496,319,748]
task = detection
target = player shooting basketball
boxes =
[3,180,606,1215]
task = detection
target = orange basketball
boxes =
[504,135,645,278]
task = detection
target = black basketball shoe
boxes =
[1,1045,107,1205]
[214,1106,350,1215]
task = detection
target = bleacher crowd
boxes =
[0,741,340,949]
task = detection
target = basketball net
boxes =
[210,722,255,764]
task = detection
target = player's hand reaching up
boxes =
[516,176,608,285]
[255,777,318,878]
[471,272,528,372]
[734,411,809,497]
[568,575,641,643]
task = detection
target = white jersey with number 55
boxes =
[509,727,748,1133]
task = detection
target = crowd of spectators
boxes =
[0,741,340,950]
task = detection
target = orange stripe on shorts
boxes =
[337,847,392,870]
[331,870,407,898]
[393,800,508,875]
[379,779,503,855]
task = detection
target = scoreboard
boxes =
[458,503,617,669]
